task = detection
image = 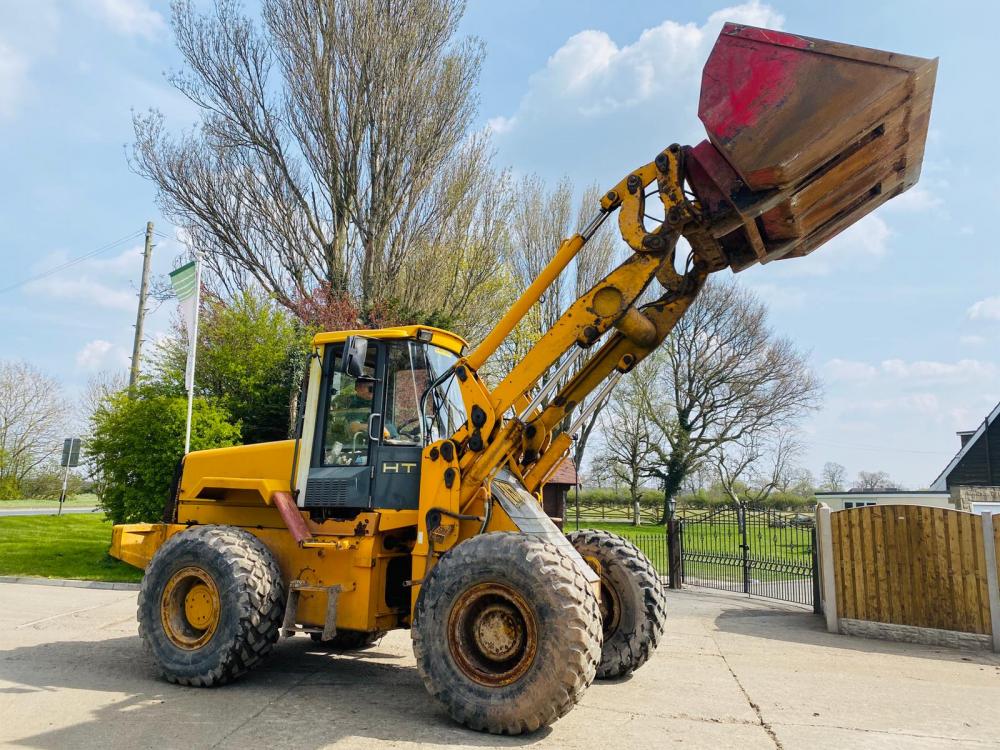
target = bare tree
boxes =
[853,470,894,491]
[715,430,802,507]
[0,361,70,497]
[132,0,504,335]
[639,280,822,522]
[820,461,847,491]
[596,360,658,526]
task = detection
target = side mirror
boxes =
[341,336,369,379]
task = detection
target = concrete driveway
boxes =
[1,583,999,750]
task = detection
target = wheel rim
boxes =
[599,578,623,637]
[160,566,221,650]
[448,582,538,687]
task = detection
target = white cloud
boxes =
[76,339,129,371]
[767,213,892,278]
[968,296,1000,321]
[882,184,943,213]
[0,41,28,118]
[486,3,784,184]
[23,245,144,311]
[88,0,165,39]
[960,334,986,347]
[824,358,878,382]
[825,356,997,385]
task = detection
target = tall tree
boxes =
[0,361,70,499]
[853,470,894,491]
[639,280,822,522]
[132,0,505,336]
[596,360,658,526]
[498,177,618,469]
[820,461,847,491]
[714,430,802,507]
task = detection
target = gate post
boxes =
[811,525,822,615]
[667,519,683,589]
[739,505,750,594]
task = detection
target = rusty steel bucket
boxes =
[686,23,937,271]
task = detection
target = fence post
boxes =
[981,512,1000,653]
[816,503,839,634]
[667,519,683,589]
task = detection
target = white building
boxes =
[815,490,952,511]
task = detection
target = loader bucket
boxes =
[686,23,937,271]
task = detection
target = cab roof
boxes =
[311,325,468,356]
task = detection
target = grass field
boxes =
[0,514,142,583]
[0,494,99,509]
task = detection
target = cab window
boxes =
[383,341,427,446]
[322,345,376,466]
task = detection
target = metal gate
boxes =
[679,505,820,610]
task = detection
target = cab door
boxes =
[303,341,384,509]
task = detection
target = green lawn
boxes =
[0,493,99,509]
[0,514,143,583]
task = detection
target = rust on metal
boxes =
[686,22,938,271]
[447,582,538,687]
[273,490,313,544]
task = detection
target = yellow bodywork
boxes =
[111,152,704,635]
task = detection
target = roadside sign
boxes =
[61,438,81,468]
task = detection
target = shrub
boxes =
[88,386,242,524]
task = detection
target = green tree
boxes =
[88,387,241,524]
[156,290,308,444]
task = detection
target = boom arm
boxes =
[435,22,936,514]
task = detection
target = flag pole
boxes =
[184,257,202,455]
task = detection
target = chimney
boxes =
[957,430,975,448]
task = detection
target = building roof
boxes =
[546,457,578,486]
[816,490,948,499]
[930,399,1000,491]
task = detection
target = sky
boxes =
[0,0,997,489]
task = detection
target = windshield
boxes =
[423,345,468,443]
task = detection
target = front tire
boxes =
[567,529,667,679]
[412,532,602,735]
[138,525,285,686]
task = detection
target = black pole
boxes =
[667,518,683,589]
[811,525,822,615]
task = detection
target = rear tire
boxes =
[412,532,602,735]
[566,529,667,679]
[138,525,285,686]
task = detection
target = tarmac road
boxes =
[0,506,98,517]
[1,582,999,749]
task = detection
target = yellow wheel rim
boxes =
[160,566,221,650]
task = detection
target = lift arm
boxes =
[438,22,937,510]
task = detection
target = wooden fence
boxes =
[816,504,1000,651]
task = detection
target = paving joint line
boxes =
[708,631,783,749]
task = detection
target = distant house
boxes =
[816,488,951,511]
[930,400,1000,509]
[541,457,577,530]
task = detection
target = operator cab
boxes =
[299,326,468,514]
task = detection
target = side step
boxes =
[281,580,342,641]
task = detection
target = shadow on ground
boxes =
[0,634,549,749]
[709,593,1000,667]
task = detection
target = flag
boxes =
[169,260,200,390]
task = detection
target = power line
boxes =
[808,438,953,456]
[0,230,145,295]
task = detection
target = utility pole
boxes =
[129,221,155,393]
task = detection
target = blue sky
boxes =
[0,0,996,488]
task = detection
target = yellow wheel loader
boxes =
[111,24,936,734]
